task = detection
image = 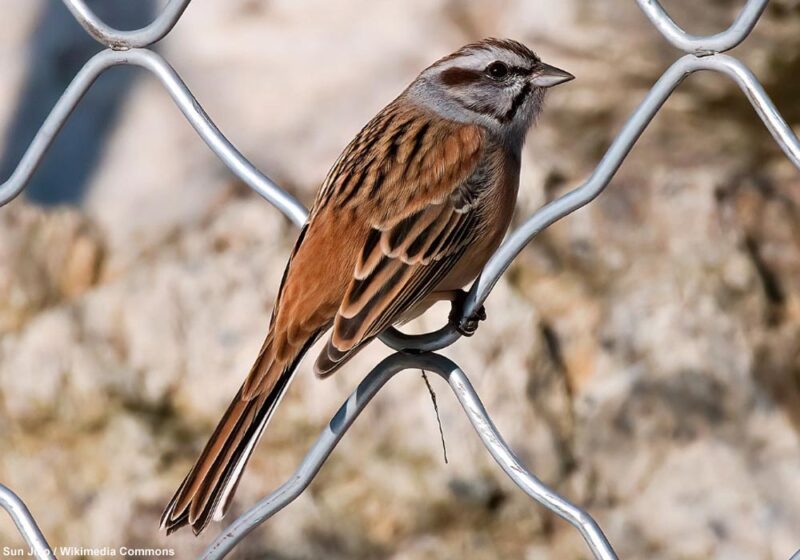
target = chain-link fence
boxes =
[1,1,799,559]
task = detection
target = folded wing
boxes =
[314,113,488,376]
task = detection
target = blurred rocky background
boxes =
[1,0,800,559]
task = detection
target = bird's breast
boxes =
[437,148,520,291]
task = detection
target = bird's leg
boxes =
[445,289,487,337]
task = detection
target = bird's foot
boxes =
[448,290,487,337]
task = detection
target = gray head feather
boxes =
[407,39,570,151]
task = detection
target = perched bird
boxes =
[161,38,573,535]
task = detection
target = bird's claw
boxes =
[449,291,487,337]
[456,310,486,337]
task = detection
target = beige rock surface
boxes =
[1,1,800,559]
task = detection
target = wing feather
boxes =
[312,115,489,376]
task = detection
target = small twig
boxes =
[420,369,448,464]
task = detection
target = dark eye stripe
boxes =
[440,67,482,87]
[443,65,530,88]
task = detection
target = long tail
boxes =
[160,335,316,536]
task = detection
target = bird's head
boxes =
[410,38,573,144]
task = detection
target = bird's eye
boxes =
[486,61,509,80]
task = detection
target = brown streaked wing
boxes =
[313,118,487,376]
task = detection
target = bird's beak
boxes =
[530,63,575,88]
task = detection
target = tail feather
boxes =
[188,394,261,524]
[160,375,288,535]
[161,333,319,536]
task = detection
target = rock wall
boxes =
[1,1,799,559]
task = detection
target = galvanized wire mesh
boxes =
[1,1,799,559]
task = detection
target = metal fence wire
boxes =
[1,1,799,559]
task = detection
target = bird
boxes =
[161,38,573,535]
